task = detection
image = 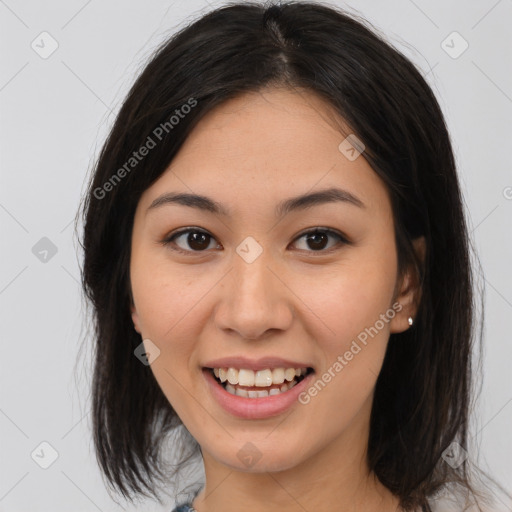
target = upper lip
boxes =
[203,356,314,372]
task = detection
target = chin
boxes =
[212,442,306,474]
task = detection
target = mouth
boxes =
[205,366,315,398]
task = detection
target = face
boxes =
[130,87,419,475]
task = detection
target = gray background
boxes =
[1,0,511,511]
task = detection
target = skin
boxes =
[130,87,425,512]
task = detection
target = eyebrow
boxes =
[147,187,365,218]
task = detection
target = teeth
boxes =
[225,380,298,398]
[235,387,248,397]
[284,368,296,381]
[239,368,255,386]
[227,368,238,385]
[212,367,308,387]
[254,369,273,387]
[272,368,285,384]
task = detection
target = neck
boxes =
[191,397,402,512]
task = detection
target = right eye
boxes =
[162,228,222,254]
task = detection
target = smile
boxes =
[210,367,312,398]
[202,365,316,419]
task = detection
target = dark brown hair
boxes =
[79,2,507,510]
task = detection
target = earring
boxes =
[408,317,414,326]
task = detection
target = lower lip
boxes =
[202,368,315,420]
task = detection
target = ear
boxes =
[390,236,426,334]
[130,299,142,334]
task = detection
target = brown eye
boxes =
[162,227,348,255]
[164,229,220,253]
[292,228,348,252]
[305,232,329,250]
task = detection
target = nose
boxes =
[213,246,294,340]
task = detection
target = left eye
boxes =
[162,228,348,254]
[292,228,348,252]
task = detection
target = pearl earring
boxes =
[408,317,414,326]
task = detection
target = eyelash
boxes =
[161,227,350,255]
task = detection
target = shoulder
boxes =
[428,491,504,512]
[172,505,195,512]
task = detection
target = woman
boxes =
[80,2,508,511]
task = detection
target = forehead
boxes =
[138,87,391,219]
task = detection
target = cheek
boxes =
[293,257,397,435]
[297,249,397,352]
[130,253,207,412]
[130,250,220,363]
